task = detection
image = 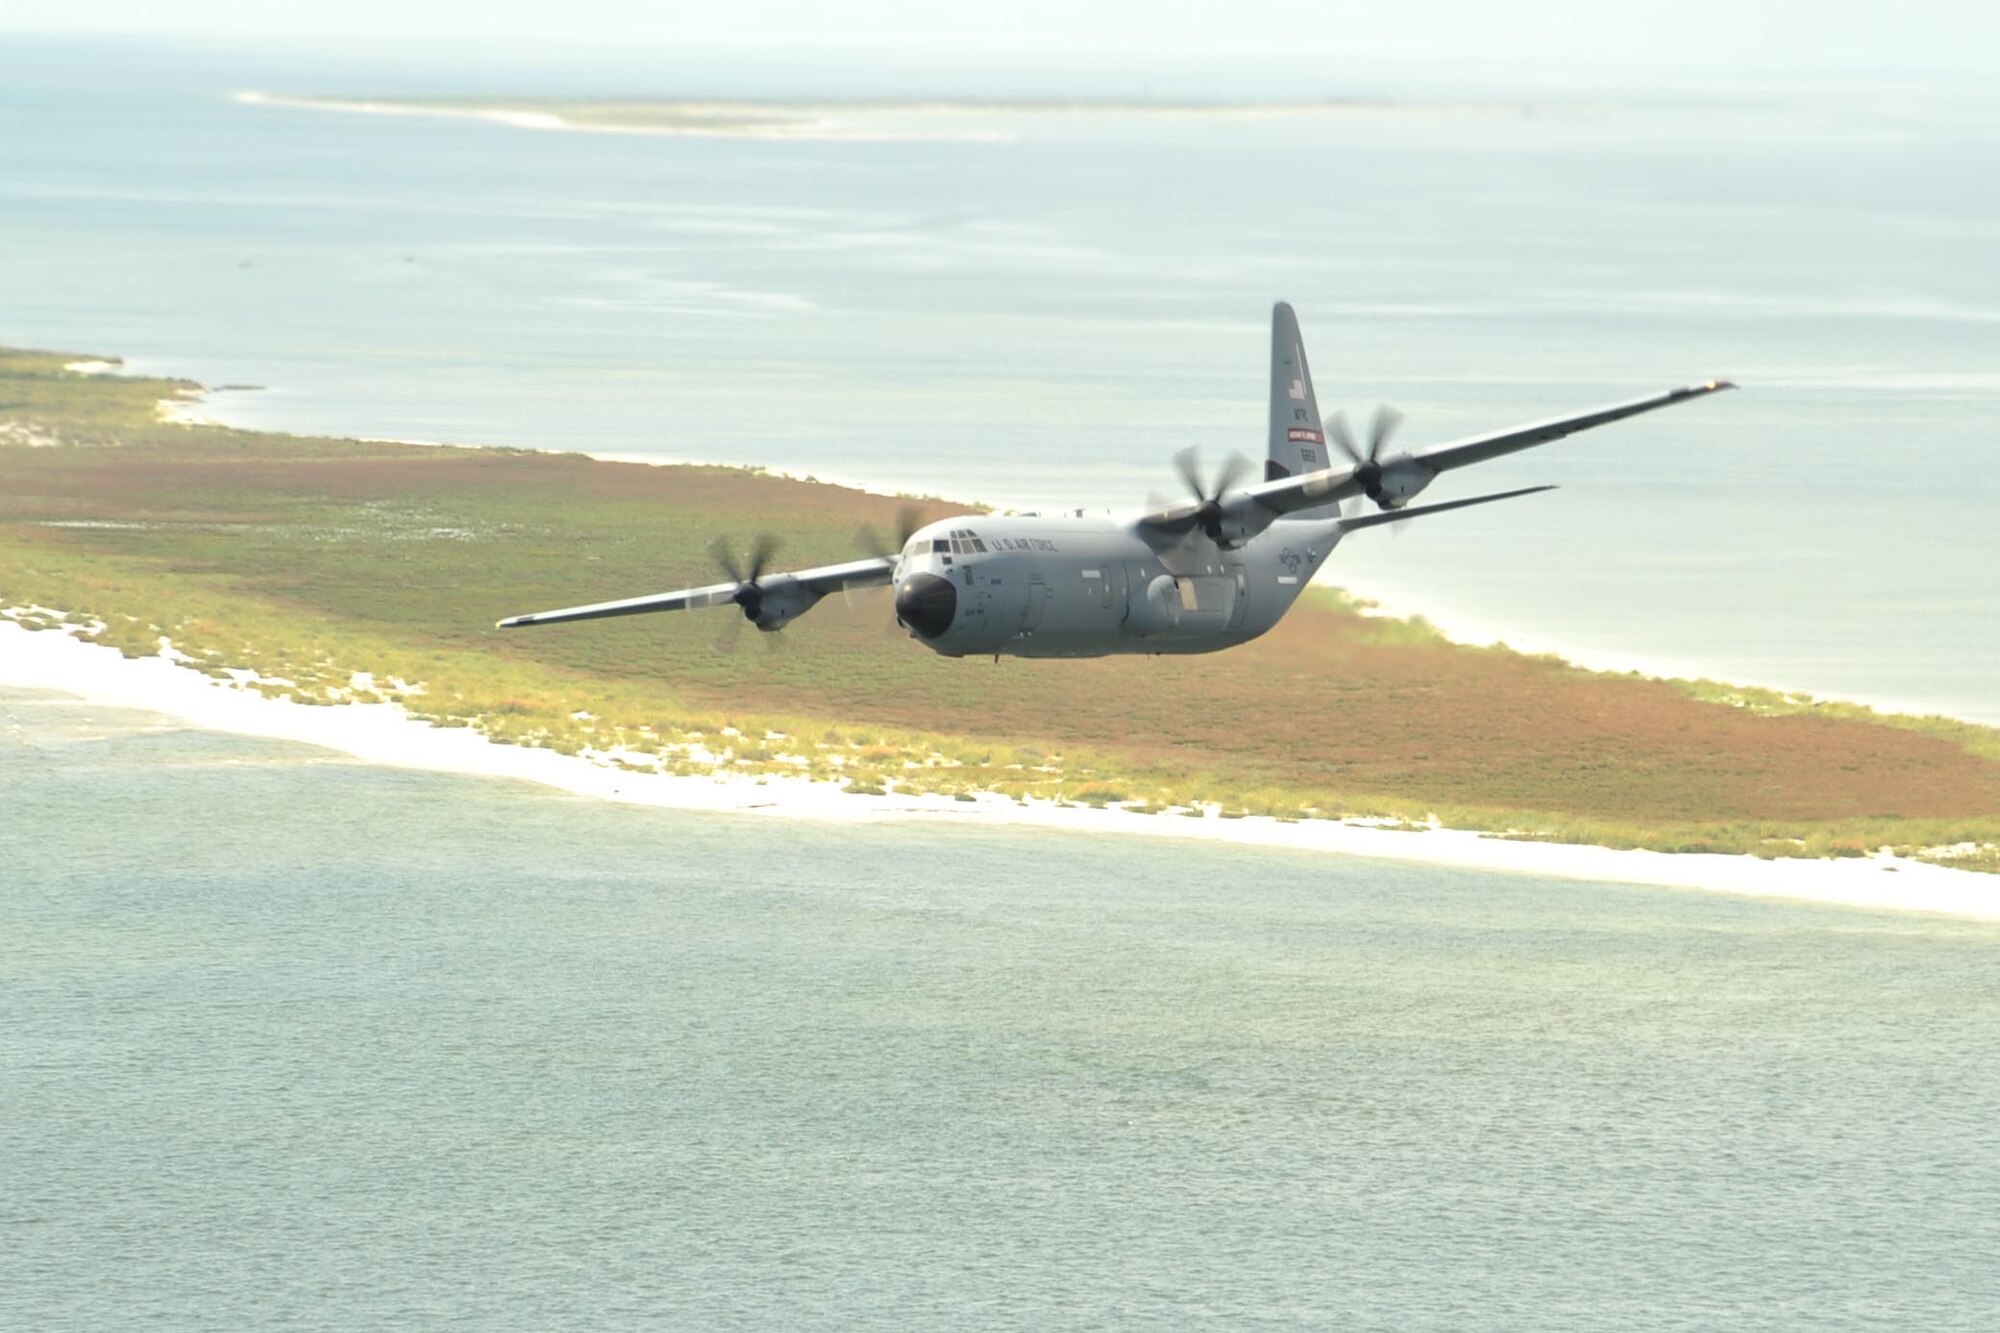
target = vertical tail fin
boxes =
[1267,302,1328,486]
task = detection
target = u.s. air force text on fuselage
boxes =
[497,303,1732,659]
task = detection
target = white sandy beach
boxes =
[231,91,1016,144]
[4,616,1993,921]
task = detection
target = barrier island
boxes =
[3,348,1997,874]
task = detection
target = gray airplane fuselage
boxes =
[891,511,1344,658]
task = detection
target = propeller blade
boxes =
[854,523,891,561]
[746,533,778,584]
[1212,452,1251,500]
[839,575,890,610]
[1172,447,1206,502]
[855,505,923,562]
[708,535,745,586]
[1326,411,1363,466]
[1367,405,1403,462]
[711,608,745,654]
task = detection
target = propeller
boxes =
[1325,405,1403,507]
[853,504,922,563]
[846,505,924,611]
[1171,447,1252,544]
[707,533,778,650]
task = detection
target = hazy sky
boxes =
[6,0,1995,73]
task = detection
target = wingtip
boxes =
[1705,378,1738,392]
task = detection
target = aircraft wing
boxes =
[1138,459,1363,533]
[497,556,894,629]
[1180,378,1736,526]
[1406,379,1736,475]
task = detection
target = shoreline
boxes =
[4,616,1993,921]
[1323,571,1980,726]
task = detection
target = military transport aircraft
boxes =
[498,303,1732,658]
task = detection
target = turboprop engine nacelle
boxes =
[1209,507,1276,550]
[1374,458,1437,510]
[746,576,823,631]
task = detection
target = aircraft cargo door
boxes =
[1022,574,1048,632]
[1077,562,1128,625]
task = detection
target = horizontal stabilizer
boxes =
[1337,485,1556,533]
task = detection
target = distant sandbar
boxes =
[232,90,1471,143]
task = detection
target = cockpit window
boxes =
[932,539,950,553]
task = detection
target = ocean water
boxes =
[8,44,2000,1329]
[5,687,2000,1328]
[1,39,1997,719]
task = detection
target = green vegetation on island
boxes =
[3,346,1998,871]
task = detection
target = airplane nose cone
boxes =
[895,572,957,640]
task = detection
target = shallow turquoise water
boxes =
[5,689,1998,1328]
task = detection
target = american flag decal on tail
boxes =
[1270,304,1332,504]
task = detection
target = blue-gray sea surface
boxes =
[5,689,1998,1329]
[1,39,1997,719]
